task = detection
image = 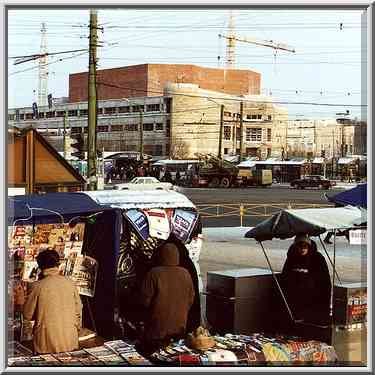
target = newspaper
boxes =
[66,255,98,297]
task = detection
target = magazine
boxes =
[8,355,31,367]
[144,209,170,240]
[8,341,33,358]
[67,255,98,297]
[55,350,103,366]
[22,260,39,282]
[125,210,149,241]
[53,351,82,366]
[84,345,125,365]
[172,209,198,243]
[29,354,61,366]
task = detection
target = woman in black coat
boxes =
[281,234,332,326]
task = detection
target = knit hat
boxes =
[294,233,311,246]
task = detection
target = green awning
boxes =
[245,206,367,242]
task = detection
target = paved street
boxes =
[178,185,348,227]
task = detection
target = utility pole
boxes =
[87,9,98,191]
[139,109,144,163]
[239,101,244,161]
[218,104,224,158]
[63,110,68,159]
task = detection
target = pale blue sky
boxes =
[7,7,366,119]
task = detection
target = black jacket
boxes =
[281,240,331,324]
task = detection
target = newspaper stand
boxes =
[245,206,367,365]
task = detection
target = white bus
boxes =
[152,159,200,180]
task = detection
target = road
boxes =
[179,186,346,227]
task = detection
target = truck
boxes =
[194,154,272,188]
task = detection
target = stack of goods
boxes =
[8,339,151,367]
[104,340,152,365]
[149,333,337,366]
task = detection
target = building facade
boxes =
[69,63,261,102]
[286,119,365,159]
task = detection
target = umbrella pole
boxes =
[318,235,342,285]
[258,241,295,322]
[329,230,337,319]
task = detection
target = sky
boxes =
[7,7,367,120]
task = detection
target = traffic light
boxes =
[71,133,85,160]
[321,149,326,158]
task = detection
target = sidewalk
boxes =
[275,181,359,190]
[199,227,367,284]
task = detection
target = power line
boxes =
[96,80,366,107]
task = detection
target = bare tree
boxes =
[170,137,189,159]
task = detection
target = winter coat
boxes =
[139,243,195,347]
[280,240,331,325]
[23,267,82,354]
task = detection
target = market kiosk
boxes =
[7,192,360,367]
[244,205,367,366]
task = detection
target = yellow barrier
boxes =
[195,203,332,225]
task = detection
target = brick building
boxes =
[69,64,261,103]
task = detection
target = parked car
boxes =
[113,177,173,191]
[290,175,336,190]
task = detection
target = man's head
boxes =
[36,249,60,270]
[155,242,180,267]
[294,234,311,256]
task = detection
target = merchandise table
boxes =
[8,333,338,367]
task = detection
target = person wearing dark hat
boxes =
[138,242,195,355]
[280,234,331,325]
[23,249,82,354]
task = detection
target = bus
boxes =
[152,159,200,181]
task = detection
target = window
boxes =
[80,109,88,116]
[97,108,103,115]
[126,124,138,131]
[267,128,272,142]
[224,126,231,140]
[25,113,33,120]
[8,114,15,121]
[154,145,163,156]
[56,111,65,117]
[71,127,82,134]
[224,111,231,117]
[68,110,78,117]
[118,106,130,113]
[132,105,144,113]
[38,112,45,118]
[143,123,154,131]
[166,119,171,137]
[46,111,55,118]
[268,115,272,121]
[146,104,160,112]
[245,128,262,142]
[155,123,163,131]
[104,107,116,115]
[257,114,262,120]
[111,125,123,132]
[98,126,109,132]
[224,148,229,155]
[19,114,24,120]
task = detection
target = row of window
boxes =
[8,104,164,121]
[69,123,165,134]
[222,111,273,121]
[223,126,272,142]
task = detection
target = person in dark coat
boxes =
[280,234,331,326]
[138,242,195,354]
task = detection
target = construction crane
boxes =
[219,12,295,69]
[38,22,48,107]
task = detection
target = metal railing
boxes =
[196,202,332,226]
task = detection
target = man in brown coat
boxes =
[139,242,195,354]
[23,249,82,354]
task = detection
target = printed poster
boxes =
[172,209,198,243]
[125,210,149,241]
[144,209,170,240]
[67,255,98,297]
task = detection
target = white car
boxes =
[113,177,173,191]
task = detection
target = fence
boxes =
[196,203,332,226]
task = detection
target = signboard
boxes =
[144,209,170,240]
[349,229,367,245]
